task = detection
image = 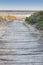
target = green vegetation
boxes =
[25,11,43,30]
[36,21,43,30]
[0,16,5,22]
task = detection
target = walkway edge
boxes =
[23,21,40,34]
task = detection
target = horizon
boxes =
[0,0,43,10]
[0,10,42,11]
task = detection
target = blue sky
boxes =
[0,0,43,10]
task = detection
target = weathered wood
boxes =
[0,21,43,65]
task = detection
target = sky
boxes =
[0,0,43,10]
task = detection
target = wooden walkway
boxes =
[0,20,43,65]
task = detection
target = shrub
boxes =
[36,21,43,30]
[25,11,43,24]
[25,11,43,30]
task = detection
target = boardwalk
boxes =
[0,20,43,65]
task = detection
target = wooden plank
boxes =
[0,21,43,65]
